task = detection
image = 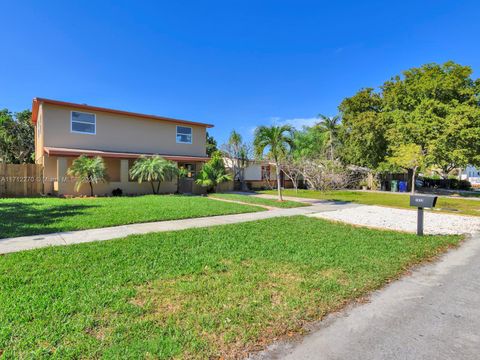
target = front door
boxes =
[179,178,194,194]
[178,163,196,194]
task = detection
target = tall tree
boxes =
[338,88,387,169]
[206,131,218,157]
[291,125,327,159]
[317,114,340,160]
[386,144,425,193]
[382,62,480,177]
[222,130,250,190]
[253,125,294,201]
[0,109,34,164]
[339,61,480,176]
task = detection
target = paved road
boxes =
[252,234,480,360]
[0,200,360,254]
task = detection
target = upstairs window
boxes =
[71,111,96,134]
[176,126,192,144]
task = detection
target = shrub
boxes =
[112,188,123,196]
[421,177,471,190]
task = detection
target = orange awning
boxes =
[44,147,210,162]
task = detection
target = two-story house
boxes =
[32,98,213,195]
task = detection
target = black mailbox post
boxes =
[410,195,438,236]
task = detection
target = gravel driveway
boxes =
[307,205,480,235]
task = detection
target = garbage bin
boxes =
[399,181,407,192]
[391,180,399,192]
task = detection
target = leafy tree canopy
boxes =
[292,125,327,159]
[339,61,480,176]
[206,131,218,157]
[0,109,34,164]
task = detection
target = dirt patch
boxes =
[86,326,109,341]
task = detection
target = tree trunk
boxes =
[151,181,156,194]
[276,162,283,201]
[411,167,417,194]
[156,181,162,194]
[89,181,94,197]
[329,132,334,160]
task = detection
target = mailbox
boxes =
[409,195,438,208]
[410,195,438,236]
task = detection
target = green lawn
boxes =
[259,190,480,216]
[0,195,263,239]
[0,216,460,358]
[209,193,310,208]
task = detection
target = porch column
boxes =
[56,157,68,195]
[120,159,129,183]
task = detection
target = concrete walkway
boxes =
[0,200,359,255]
[252,233,480,360]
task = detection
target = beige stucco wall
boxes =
[34,104,44,165]
[44,156,207,196]
[42,104,207,157]
[244,163,263,181]
[242,162,277,181]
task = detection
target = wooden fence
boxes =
[0,163,43,196]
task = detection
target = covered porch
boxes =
[42,147,209,196]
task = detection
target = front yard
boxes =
[259,190,480,216]
[0,195,263,239]
[0,216,460,358]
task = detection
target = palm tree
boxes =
[317,114,340,160]
[196,151,232,192]
[253,125,294,201]
[67,155,107,196]
[129,155,179,194]
[226,130,249,190]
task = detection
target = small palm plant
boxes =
[196,151,232,192]
[129,155,179,194]
[67,155,107,196]
[253,125,294,201]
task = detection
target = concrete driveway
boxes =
[251,233,480,360]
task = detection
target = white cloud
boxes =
[274,117,318,129]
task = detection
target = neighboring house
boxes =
[32,98,213,196]
[460,165,480,187]
[223,158,295,190]
[243,160,278,189]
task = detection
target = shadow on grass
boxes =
[0,202,98,239]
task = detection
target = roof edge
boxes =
[31,97,214,128]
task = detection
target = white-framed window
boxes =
[71,111,96,134]
[176,125,192,144]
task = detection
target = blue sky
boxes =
[1,0,479,144]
